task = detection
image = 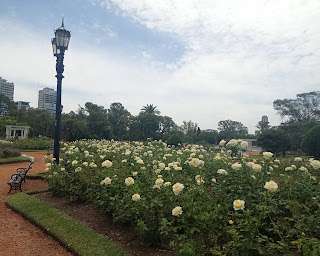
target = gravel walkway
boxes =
[0,151,73,256]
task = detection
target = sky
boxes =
[0,0,319,133]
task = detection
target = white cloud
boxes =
[93,0,319,131]
[1,0,319,133]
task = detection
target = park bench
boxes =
[16,161,33,183]
[7,161,34,193]
[7,173,23,193]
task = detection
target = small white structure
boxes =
[6,125,30,139]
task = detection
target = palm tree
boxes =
[140,104,160,115]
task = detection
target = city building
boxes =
[0,76,15,117]
[16,101,30,110]
[0,77,14,100]
[261,115,268,123]
[38,87,56,116]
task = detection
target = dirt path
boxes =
[0,151,73,256]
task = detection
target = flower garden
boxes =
[45,139,320,255]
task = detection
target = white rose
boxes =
[125,177,135,186]
[100,177,112,185]
[263,152,273,159]
[132,194,141,201]
[172,206,183,216]
[233,200,245,211]
[231,163,242,170]
[311,160,320,169]
[172,182,185,195]
[264,180,278,192]
[217,169,228,175]
[102,160,113,168]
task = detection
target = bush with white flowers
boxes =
[45,139,320,255]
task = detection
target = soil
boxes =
[1,151,173,256]
[34,192,173,256]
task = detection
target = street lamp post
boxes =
[51,19,71,164]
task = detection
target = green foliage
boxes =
[61,114,92,141]
[279,121,319,150]
[7,137,52,150]
[273,91,320,122]
[0,93,17,117]
[45,139,320,255]
[166,134,182,146]
[0,155,28,163]
[179,120,199,143]
[256,121,271,134]
[107,102,131,140]
[196,129,218,144]
[136,112,162,139]
[302,125,320,159]
[0,146,21,159]
[218,119,248,140]
[12,108,54,137]
[84,102,111,139]
[140,104,160,115]
[257,129,292,155]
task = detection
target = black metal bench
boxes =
[16,161,33,183]
[8,173,23,193]
[7,161,34,193]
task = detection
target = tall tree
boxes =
[13,108,54,137]
[218,119,248,139]
[302,125,320,159]
[158,116,176,135]
[136,112,161,139]
[273,91,320,122]
[256,121,271,134]
[278,121,318,150]
[196,129,218,144]
[257,129,292,156]
[0,93,16,117]
[84,102,111,139]
[179,120,199,143]
[140,104,160,115]
[61,114,91,141]
[107,102,131,140]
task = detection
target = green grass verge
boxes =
[0,156,29,164]
[6,193,130,256]
[26,172,46,179]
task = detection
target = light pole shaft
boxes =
[53,51,65,164]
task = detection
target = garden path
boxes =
[0,151,73,256]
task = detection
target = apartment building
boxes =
[0,76,15,117]
[38,87,56,116]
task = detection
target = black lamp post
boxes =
[51,19,71,164]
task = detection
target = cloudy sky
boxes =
[0,0,319,133]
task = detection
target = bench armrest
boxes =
[16,168,27,173]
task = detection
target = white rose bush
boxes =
[45,139,320,255]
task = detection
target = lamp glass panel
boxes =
[51,39,57,55]
[55,29,70,49]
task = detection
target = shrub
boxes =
[0,146,21,159]
[8,137,52,150]
[166,134,182,146]
[45,140,320,255]
[302,125,320,159]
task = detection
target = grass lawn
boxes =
[0,156,29,164]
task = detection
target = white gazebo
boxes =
[5,125,30,139]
